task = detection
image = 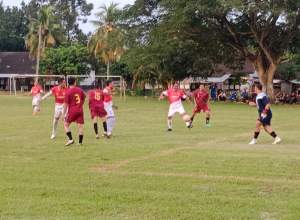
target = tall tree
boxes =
[0,2,27,51]
[88,2,125,78]
[48,0,93,42]
[25,5,64,75]
[168,0,300,96]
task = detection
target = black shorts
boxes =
[258,114,272,126]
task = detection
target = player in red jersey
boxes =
[88,81,107,139]
[30,80,44,116]
[159,82,192,131]
[190,84,211,127]
[63,77,86,146]
[103,80,116,137]
[42,78,67,139]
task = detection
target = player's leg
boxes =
[104,103,115,137]
[205,110,211,127]
[93,116,100,139]
[249,119,262,145]
[178,105,192,129]
[167,115,174,131]
[51,105,63,139]
[64,121,74,146]
[263,125,281,144]
[100,117,108,137]
[77,123,84,145]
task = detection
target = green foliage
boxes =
[0,3,27,51]
[40,44,91,75]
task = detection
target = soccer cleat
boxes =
[65,140,74,146]
[248,139,257,145]
[272,137,282,145]
[96,134,100,139]
[50,134,56,139]
[167,128,173,132]
[205,123,211,128]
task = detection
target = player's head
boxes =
[255,84,263,93]
[106,80,113,88]
[68,77,76,86]
[199,84,205,91]
[173,82,179,90]
[58,78,66,88]
[34,79,39,86]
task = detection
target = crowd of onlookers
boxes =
[275,92,300,104]
[208,84,300,104]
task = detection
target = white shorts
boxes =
[168,101,186,117]
[32,96,41,107]
[104,101,114,117]
[54,104,64,119]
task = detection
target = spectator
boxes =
[218,90,227,101]
[210,84,217,101]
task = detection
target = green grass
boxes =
[0,95,300,220]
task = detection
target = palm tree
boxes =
[88,2,124,78]
[26,6,63,75]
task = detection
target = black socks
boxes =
[103,121,107,132]
[66,131,73,140]
[94,123,98,135]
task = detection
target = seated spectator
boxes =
[218,90,227,101]
[241,89,249,103]
[229,90,237,102]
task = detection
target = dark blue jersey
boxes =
[256,92,272,115]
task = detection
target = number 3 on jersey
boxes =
[75,94,81,104]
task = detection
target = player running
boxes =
[190,84,211,127]
[63,77,86,146]
[30,80,44,116]
[42,78,67,139]
[159,82,192,131]
[103,80,116,138]
[88,81,108,139]
[249,84,281,145]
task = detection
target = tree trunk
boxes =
[106,61,110,80]
[250,57,277,100]
[35,25,42,77]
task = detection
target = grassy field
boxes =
[0,95,300,220]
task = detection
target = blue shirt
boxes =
[256,92,272,115]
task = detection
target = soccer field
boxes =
[0,95,300,220]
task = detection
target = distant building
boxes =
[0,52,35,91]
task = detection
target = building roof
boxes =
[0,52,35,75]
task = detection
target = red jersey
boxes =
[193,89,209,108]
[31,85,43,96]
[88,89,105,108]
[64,86,86,112]
[51,86,66,104]
[103,86,113,103]
[163,88,186,104]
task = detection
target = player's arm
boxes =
[159,91,167,100]
[41,91,52,101]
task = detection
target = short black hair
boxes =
[255,83,263,91]
[68,77,76,86]
[106,80,112,86]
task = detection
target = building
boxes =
[0,52,35,91]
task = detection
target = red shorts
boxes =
[193,104,210,113]
[66,110,84,124]
[90,106,107,119]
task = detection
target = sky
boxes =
[2,0,135,33]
